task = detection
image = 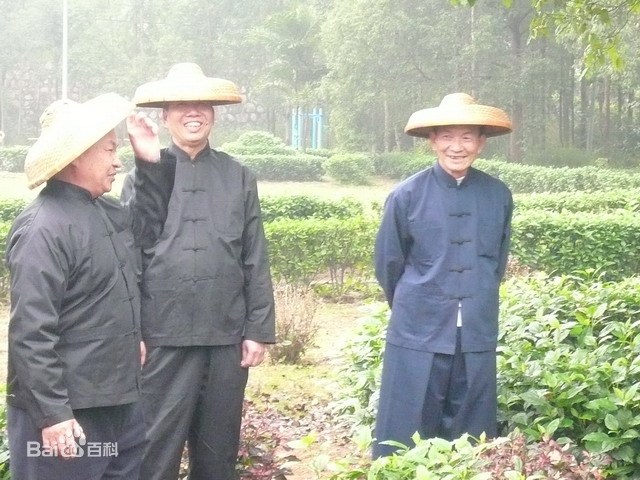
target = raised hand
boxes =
[126,112,161,163]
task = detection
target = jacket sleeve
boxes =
[374,192,409,307]
[240,170,276,343]
[497,189,514,280]
[6,224,74,429]
[121,155,175,249]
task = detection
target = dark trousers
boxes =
[373,329,497,458]
[8,402,145,480]
[139,345,248,480]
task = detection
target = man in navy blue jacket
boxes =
[373,93,513,457]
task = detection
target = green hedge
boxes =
[0,145,28,173]
[511,210,640,279]
[373,152,435,179]
[260,195,364,223]
[474,159,640,193]
[324,153,375,185]
[264,217,377,294]
[515,189,640,213]
[236,154,325,181]
[221,130,295,156]
[0,199,26,222]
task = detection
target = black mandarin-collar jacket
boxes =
[6,180,141,428]
[122,143,276,347]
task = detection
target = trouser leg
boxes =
[372,343,433,458]
[9,403,142,480]
[139,347,206,480]
[100,402,146,479]
[188,344,248,480]
[449,350,497,439]
[424,329,497,441]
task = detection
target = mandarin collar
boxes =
[45,179,95,201]
[168,140,211,163]
[433,161,474,188]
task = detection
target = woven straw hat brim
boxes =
[405,103,512,138]
[133,78,242,107]
[25,93,134,190]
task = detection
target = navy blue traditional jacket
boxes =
[375,162,513,354]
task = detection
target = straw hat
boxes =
[133,62,243,108]
[405,93,512,138]
[25,93,133,189]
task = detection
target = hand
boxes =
[41,418,85,459]
[126,112,161,162]
[241,339,266,368]
[140,341,147,367]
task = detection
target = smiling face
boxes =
[71,130,121,198]
[162,101,214,159]
[428,125,486,179]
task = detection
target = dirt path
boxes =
[246,301,370,479]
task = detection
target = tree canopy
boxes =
[2,0,640,164]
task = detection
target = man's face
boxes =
[162,101,214,155]
[73,130,121,198]
[428,125,486,179]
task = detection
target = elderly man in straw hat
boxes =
[373,93,514,457]
[5,94,146,479]
[122,63,275,480]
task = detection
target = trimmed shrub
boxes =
[474,158,640,193]
[238,154,325,181]
[522,147,600,168]
[117,145,135,171]
[0,198,27,221]
[511,210,640,279]
[221,130,294,156]
[324,153,374,185]
[0,145,28,172]
[515,189,640,213]
[264,217,377,293]
[373,152,434,179]
[260,195,364,223]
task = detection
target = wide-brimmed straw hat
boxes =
[405,93,512,138]
[133,62,243,108]
[25,93,133,189]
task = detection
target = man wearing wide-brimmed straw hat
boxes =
[122,63,275,480]
[6,93,146,479]
[373,93,514,457]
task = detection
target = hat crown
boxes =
[166,62,206,81]
[39,99,76,130]
[440,92,476,107]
